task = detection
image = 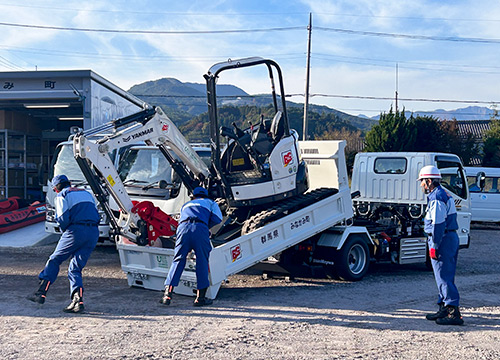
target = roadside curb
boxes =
[32,234,59,247]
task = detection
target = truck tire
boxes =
[334,236,370,281]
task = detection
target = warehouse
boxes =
[0,70,144,200]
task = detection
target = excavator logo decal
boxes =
[122,128,155,142]
[282,150,294,167]
[231,244,242,262]
[131,127,154,140]
[162,124,169,132]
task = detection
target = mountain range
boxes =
[364,106,496,121]
[128,78,496,131]
[128,77,377,130]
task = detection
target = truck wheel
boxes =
[334,236,370,281]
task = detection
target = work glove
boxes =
[429,248,438,260]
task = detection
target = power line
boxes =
[3,42,500,76]
[0,45,304,63]
[2,20,499,45]
[312,53,500,72]
[312,93,499,104]
[311,54,500,75]
[0,55,24,70]
[316,26,500,44]
[315,12,500,23]
[0,21,304,34]
[136,94,297,99]
[134,94,499,119]
[134,93,500,105]
[3,3,500,23]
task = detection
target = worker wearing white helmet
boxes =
[418,165,463,325]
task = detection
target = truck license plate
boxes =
[181,280,197,289]
[130,272,148,280]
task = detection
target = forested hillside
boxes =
[128,77,376,141]
[178,104,360,143]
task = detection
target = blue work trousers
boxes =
[430,232,460,307]
[39,224,99,295]
[164,222,212,290]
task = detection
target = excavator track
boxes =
[241,187,339,235]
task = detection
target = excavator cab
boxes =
[204,57,309,208]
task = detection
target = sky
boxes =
[1,0,500,118]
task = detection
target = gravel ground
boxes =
[1,223,499,360]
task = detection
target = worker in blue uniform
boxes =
[418,165,464,325]
[27,174,99,313]
[160,186,222,306]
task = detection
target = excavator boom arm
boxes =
[73,107,208,244]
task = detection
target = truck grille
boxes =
[399,237,427,264]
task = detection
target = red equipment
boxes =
[0,201,47,234]
[0,196,28,215]
[131,201,178,246]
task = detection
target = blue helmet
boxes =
[52,174,70,187]
[192,186,208,198]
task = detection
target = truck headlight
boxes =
[45,204,56,222]
[99,211,107,224]
[96,203,108,224]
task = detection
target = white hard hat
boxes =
[418,165,442,180]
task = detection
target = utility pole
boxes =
[395,63,398,113]
[303,13,312,141]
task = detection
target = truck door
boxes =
[466,170,500,222]
[436,156,471,248]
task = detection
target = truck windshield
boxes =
[119,148,173,186]
[50,144,86,183]
[436,158,467,199]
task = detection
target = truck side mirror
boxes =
[476,171,486,190]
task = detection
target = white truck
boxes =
[351,152,471,266]
[465,166,500,223]
[45,139,211,242]
[44,138,112,240]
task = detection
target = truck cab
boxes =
[465,166,500,223]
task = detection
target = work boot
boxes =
[27,279,51,304]
[426,302,448,321]
[160,286,174,305]
[435,305,464,326]
[63,288,84,313]
[193,288,213,307]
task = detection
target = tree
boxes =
[437,119,480,166]
[364,108,416,152]
[482,119,500,167]
[411,115,446,152]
